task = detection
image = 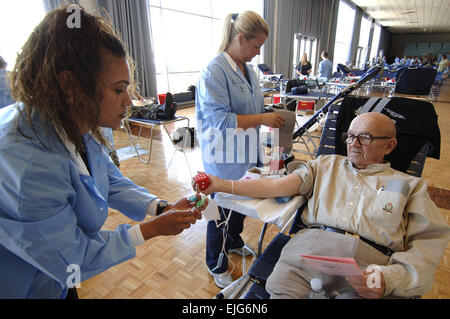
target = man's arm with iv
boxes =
[196,173,303,198]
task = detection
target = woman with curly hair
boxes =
[0,4,205,299]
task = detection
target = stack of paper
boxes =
[300,255,363,277]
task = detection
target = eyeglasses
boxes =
[342,132,392,145]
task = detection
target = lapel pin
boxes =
[383,202,393,213]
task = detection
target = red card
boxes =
[300,254,363,277]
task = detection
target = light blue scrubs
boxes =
[0,69,15,108]
[318,58,333,80]
[0,104,157,298]
[196,52,264,180]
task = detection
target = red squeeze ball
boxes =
[194,172,210,191]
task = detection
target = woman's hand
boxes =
[262,113,285,128]
[140,208,201,240]
[171,195,208,219]
[171,196,198,211]
[139,194,210,240]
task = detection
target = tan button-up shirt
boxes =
[293,155,450,297]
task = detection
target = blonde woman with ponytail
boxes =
[195,11,285,288]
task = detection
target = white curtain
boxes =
[96,0,158,98]
[264,0,338,78]
[42,0,158,98]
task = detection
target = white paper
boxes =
[203,198,221,221]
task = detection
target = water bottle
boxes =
[309,278,328,299]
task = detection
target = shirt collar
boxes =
[222,51,238,72]
[345,158,391,175]
[56,129,91,176]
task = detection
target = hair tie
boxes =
[231,13,238,21]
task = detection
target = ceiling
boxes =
[351,0,450,34]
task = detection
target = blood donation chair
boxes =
[391,67,437,99]
[222,96,441,299]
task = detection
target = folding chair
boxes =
[224,95,440,299]
[123,116,190,164]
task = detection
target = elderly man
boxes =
[199,112,450,299]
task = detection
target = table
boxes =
[123,115,190,164]
[214,193,306,231]
[281,91,334,101]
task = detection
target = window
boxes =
[149,0,264,95]
[355,16,371,69]
[0,1,45,71]
[333,1,356,72]
[292,35,318,78]
[369,24,381,64]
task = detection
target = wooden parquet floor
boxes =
[77,83,450,299]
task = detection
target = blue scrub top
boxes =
[0,69,15,108]
[196,52,264,180]
[0,104,156,298]
[318,59,333,80]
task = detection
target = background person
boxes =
[0,56,14,108]
[296,53,312,77]
[438,54,448,73]
[317,50,333,80]
[0,5,205,299]
[197,112,450,299]
[195,11,285,288]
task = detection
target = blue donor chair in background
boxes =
[392,67,437,98]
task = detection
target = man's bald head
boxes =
[350,112,396,138]
[346,112,397,169]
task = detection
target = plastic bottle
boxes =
[309,278,328,299]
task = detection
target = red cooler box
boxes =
[297,101,314,110]
[273,94,281,104]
